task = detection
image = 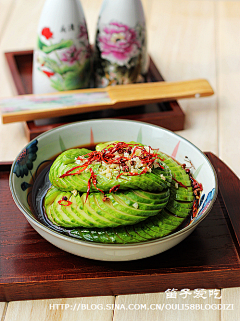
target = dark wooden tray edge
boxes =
[2,268,240,302]
[4,50,185,141]
[5,51,33,95]
[206,153,240,251]
[1,153,240,301]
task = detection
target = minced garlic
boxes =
[160,174,166,181]
[71,189,78,196]
[132,202,139,209]
[73,142,164,180]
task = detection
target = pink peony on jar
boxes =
[94,0,148,87]
[98,22,141,66]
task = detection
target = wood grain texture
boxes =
[0,0,15,41]
[0,0,45,96]
[1,153,240,302]
[0,0,45,51]
[4,51,33,96]
[0,302,7,320]
[0,0,18,99]
[113,291,221,321]
[217,1,240,178]
[4,52,185,139]
[148,0,218,155]
[0,0,45,163]
[209,153,240,250]
[221,287,240,321]
[4,296,115,321]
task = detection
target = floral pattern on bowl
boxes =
[13,140,38,178]
[9,120,217,261]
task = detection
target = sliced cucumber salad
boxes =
[44,141,197,243]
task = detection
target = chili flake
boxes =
[60,142,165,181]
[58,196,72,206]
[109,184,120,193]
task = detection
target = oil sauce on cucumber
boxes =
[29,142,201,242]
[29,143,99,234]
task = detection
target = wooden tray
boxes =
[0,153,240,302]
[5,50,185,141]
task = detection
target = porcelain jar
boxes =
[93,0,148,87]
[32,0,91,94]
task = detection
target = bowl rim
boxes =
[9,118,218,249]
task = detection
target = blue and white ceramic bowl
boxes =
[9,119,217,261]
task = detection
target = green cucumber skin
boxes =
[95,230,112,243]
[81,194,115,227]
[141,218,173,238]
[87,193,132,226]
[161,209,185,226]
[133,189,170,200]
[115,191,169,211]
[166,205,192,218]
[120,225,147,243]
[108,194,160,217]
[70,210,186,244]
[160,152,194,217]
[44,185,171,228]
[167,198,193,209]
[170,193,194,202]
[93,193,146,223]
[124,189,170,205]
[83,193,154,227]
[170,186,193,195]
[45,186,101,228]
[49,148,170,193]
[75,229,95,242]
[130,225,155,240]
[46,143,196,244]
[103,228,125,244]
[111,226,140,243]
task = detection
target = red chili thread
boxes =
[60,164,88,178]
[85,168,105,202]
[60,142,165,182]
[182,164,203,218]
[192,200,198,217]
[58,196,72,207]
[172,177,188,189]
[109,184,120,193]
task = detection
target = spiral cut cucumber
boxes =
[44,141,195,243]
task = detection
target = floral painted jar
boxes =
[94,0,148,87]
[32,0,91,94]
